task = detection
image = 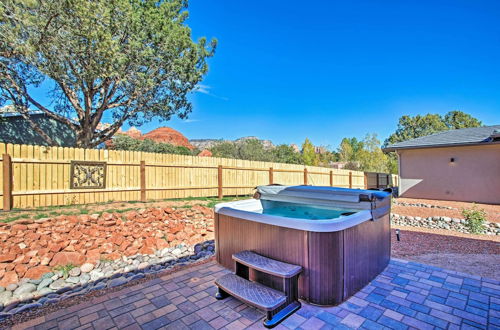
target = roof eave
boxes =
[382,140,500,153]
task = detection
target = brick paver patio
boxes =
[11,258,500,330]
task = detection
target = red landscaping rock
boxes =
[23,265,51,279]
[11,224,28,231]
[85,249,101,264]
[50,252,86,267]
[0,205,215,286]
[0,271,18,287]
[0,253,16,263]
[14,264,28,277]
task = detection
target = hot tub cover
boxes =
[257,185,390,203]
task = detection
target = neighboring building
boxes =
[383,125,500,204]
[0,108,76,147]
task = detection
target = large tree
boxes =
[384,111,482,146]
[443,110,482,129]
[383,111,482,174]
[0,0,216,147]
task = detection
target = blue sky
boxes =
[45,1,500,148]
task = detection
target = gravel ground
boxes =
[395,197,500,222]
[391,226,500,279]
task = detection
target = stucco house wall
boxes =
[398,144,500,204]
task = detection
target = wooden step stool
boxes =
[215,251,302,328]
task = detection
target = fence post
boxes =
[387,174,390,187]
[376,173,380,188]
[348,171,352,189]
[218,165,223,199]
[140,160,146,202]
[395,175,398,187]
[3,154,13,211]
[329,171,333,186]
[303,168,308,185]
[364,172,368,189]
[269,167,273,185]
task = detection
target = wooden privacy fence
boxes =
[0,143,397,211]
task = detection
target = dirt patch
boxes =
[395,197,500,223]
[391,226,500,279]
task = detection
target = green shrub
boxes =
[53,264,75,279]
[462,205,487,234]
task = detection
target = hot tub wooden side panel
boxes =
[214,212,390,306]
[343,213,391,299]
[215,214,310,299]
[307,231,344,305]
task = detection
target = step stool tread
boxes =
[233,251,302,278]
[215,273,286,311]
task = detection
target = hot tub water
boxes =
[259,200,358,220]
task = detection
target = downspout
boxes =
[396,151,401,196]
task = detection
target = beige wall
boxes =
[398,144,500,204]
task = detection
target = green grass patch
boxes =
[53,264,75,279]
[32,213,49,220]
[0,215,26,223]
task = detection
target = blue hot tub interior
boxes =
[259,200,358,220]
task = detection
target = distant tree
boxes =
[357,134,388,173]
[238,139,272,161]
[301,138,318,166]
[0,0,216,148]
[387,154,398,174]
[271,144,302,164]
[443,110,482,129]
[338,139,354,163]
[110,135,193,155]
[317,149,338,167]
[210,142,238,159]
[337,137,363,170]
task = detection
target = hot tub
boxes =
[214,185,392,306]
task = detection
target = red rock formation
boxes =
[141,127,194,150]
[198,149,212,157]
[122,127,142,139]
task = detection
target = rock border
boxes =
[391,213,500,235]
[0,240,215,320]
[393,201,456,210]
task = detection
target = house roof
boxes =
[383,125,500,152]
[0,112,76,147]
